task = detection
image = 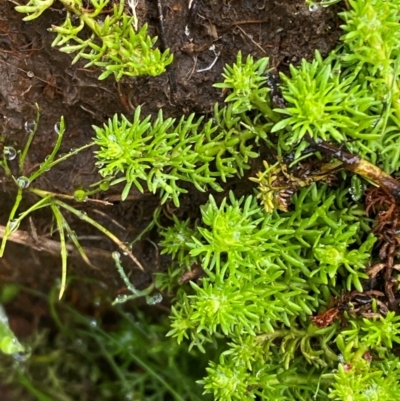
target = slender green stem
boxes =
[62,218,95,268]
[19,103,41,173]
[127,351,186,401]
[251,96,280,123]
[29,142,94,182]
[0,159,11,176]
[10,194,53,227]
[18,374,55,401]
[0,187,23,256]
[129,207,161,246]
[265,373,331,387]
[54,199,144,271]
[94,337,132,390]
[50,204,68,300]
[113,253,144,297]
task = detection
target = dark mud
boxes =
[0,0,342,315]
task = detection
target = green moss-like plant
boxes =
[14,0,173,80]
[6,0,400,400]
[153,1,400,400]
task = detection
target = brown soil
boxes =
[0,0,342,337]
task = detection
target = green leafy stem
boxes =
[93,102,271,206]
[0,105,143,299]
[14,0,173,80]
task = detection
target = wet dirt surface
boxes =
[0,0,342,347]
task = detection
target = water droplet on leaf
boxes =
[9,219,20,233]
[24,120,35,134]
[145,293,163,305]
[74,338,87,351]
[3,146,17,161]
[13,350,30,362]
[16,176,30,189]
[349,175,364,201]
[114,294,128,304]
[54,122,61,134]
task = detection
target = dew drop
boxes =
[349,175,364,201]
[112,251,121,261]
[40,163,50,172]
[89,318,98,328]
[9,219,20,233]
[13,350,30,362]
[309,4,319,12]
[26,71,34,78]
[54,122,61,134]
[145,293,163,305]
[16,176,30,189]
[114,294,128,304]
[3,146,17,161]
[24,120,35,134]
[74,338,84,348]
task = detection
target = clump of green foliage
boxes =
[93,99,270,205]
[4,0,400,400]
[153,0,400,399]
[13,0,172,80]
[275,0,400,172]
[86,0,400,398]
[160,189,400,400]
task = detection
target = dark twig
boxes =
[305,136,400,201]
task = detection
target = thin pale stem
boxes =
[0,187,23,257]
[55,199,144,271]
